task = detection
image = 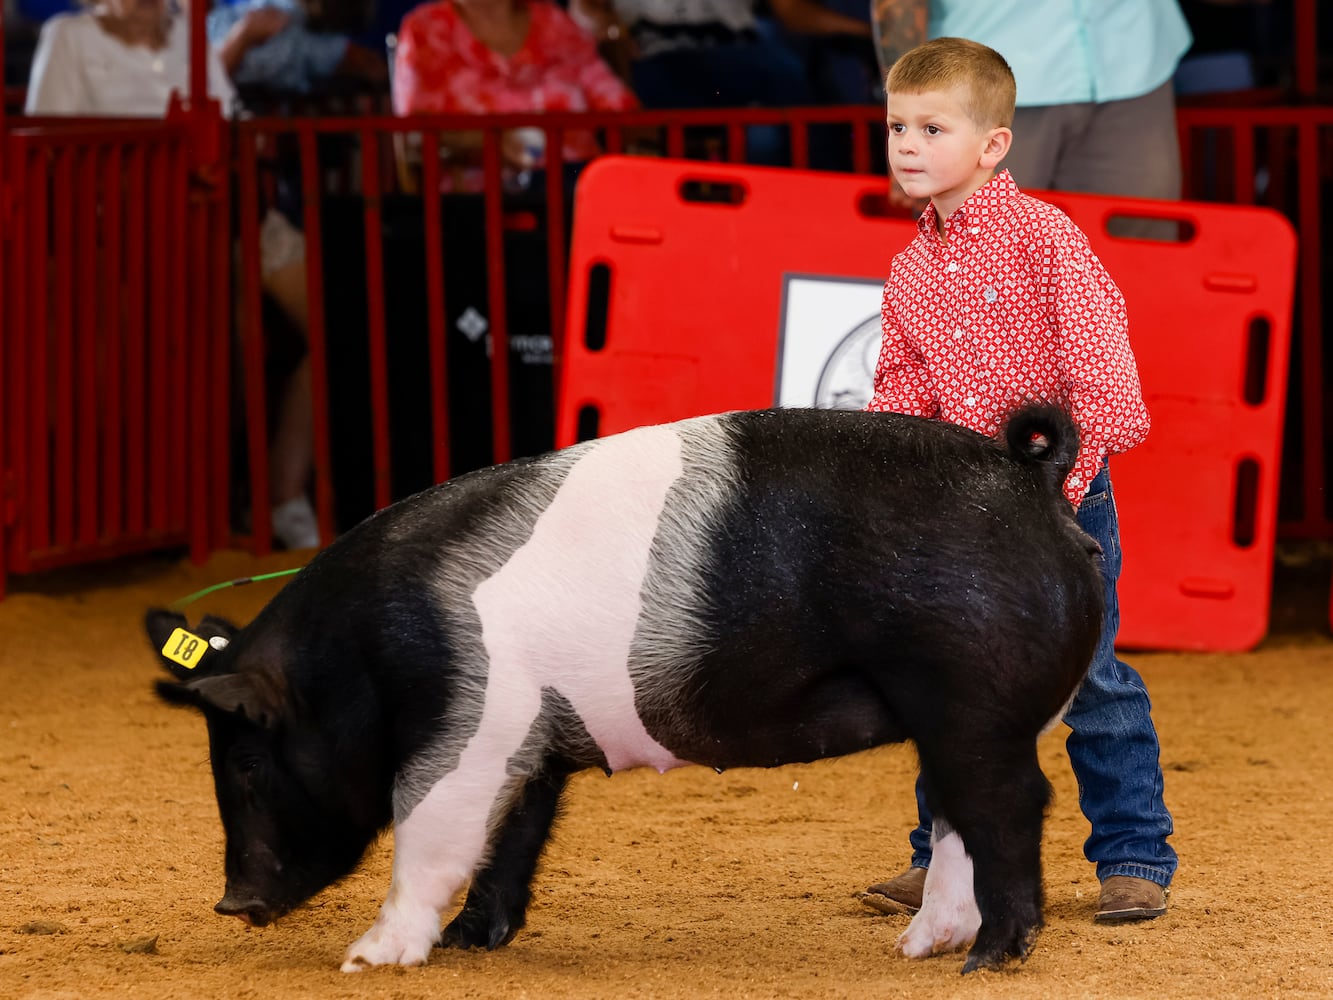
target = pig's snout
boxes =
[215,891,277,927]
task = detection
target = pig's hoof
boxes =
[960,921,1039,974]
[341,926,433,971]
[961,948,1002,974]
[896,905,979,959]
[439,908,515,950]
[961,942,1016,974]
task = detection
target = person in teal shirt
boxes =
[870,0,1190,204]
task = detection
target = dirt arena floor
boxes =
[3,544,1332,1000]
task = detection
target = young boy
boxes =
[860,37,1177,925]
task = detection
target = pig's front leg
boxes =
[342,710,536,970]
[341,815,478,971]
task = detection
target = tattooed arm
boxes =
[769,0,874,38]
[870,0,929,77]
[873,0,929,212]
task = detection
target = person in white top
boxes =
[25,0,238,117]
[25,0,322,551]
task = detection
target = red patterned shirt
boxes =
[393,0,637,178]
[867,170,1150,506]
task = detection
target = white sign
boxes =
[774,274,884,410]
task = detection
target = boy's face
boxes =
[886,85,1010,222]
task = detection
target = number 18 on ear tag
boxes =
[163,628,208,669]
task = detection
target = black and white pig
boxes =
[148,404,1103,975]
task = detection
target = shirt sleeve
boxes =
[205,7,240,46]
[25,18,86,115]
[552,7,638,110]
[866,279,939,417]
[207,41,240,118]
[391,12,441,115]
[1044,230,1151,506]
[579,55,639,111]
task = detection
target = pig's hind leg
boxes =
[923,739,1051,973]
[897,817,980,959]
[439,765,571,950]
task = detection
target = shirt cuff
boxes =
[1064,450,1105,508]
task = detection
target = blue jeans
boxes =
[908,465,1178,887]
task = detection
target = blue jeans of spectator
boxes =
[630,41,815,167]
[752,17,879,171]
[908,465,1178,888]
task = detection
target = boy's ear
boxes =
[981,126,1012,170]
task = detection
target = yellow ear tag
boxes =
[162,628,209,670]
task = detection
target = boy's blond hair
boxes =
[886,37,1017,129]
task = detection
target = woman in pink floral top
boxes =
[393,0,639,190]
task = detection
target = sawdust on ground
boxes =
[2,546,1332,1000]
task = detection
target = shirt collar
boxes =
[916,169,1022,240]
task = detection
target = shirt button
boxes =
[969,226,980,234]
[946,262,959,273]
[953,329,965,339]
[964,396,977,406]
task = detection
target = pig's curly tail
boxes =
[1001,403,1080,490]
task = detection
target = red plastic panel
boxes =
[558,158,1296,651]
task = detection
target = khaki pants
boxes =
[1004,81,1182,240]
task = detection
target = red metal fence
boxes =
[228,104,1333,548]
[2,102,1333,600]
[0,114,231,595]
[0,99,1330,602]
[229,107,891,552]
[1176,104,1332,539]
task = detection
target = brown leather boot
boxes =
[1095,875,1168,922]
[858,866,927,916]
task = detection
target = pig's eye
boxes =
[230,754,266,781]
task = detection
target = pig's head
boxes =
[147,608,386,928]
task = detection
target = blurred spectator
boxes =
[1176,0,1289,96]
[571,0,870,165]
[25,0,322,550]
[392,0,638,193]
[756,0,882,169]
[208,0,387,97]
[758,0,881,106]
[24,0,238,116]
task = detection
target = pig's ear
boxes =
[145,608,241,680]
[145,607,186,654]
[155,672,284,729]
